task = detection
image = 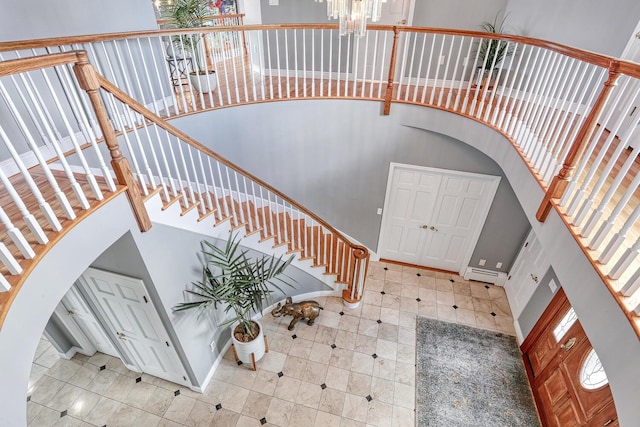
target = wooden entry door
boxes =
[377,163,500,272]
[521,289,618,426]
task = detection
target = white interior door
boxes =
[79,268,190,387]
[61,285,119,358]
[504,229,550,318]
[378,163,500,272]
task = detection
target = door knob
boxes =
[116,331,127,341]
[67,310,76,317]
[530,274,539,283]
[560,337,576,352]
[429,226,438,231]
[420,225,429,229]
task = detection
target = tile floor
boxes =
[27,261,516,426]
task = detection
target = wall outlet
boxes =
[479,259,486,266]
[548,279,558,293]
[269,0,279,5]
[463,56,469,67]
[210,340,216,352]
[496,262,503,269]
[439,55,445,65]
[377,208,383,215]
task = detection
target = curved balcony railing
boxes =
[1,24,640,336]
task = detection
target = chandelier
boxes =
[315,0,388,37]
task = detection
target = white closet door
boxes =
[504,229,549,318]
[378,163,500,272]
[80,268,190,387]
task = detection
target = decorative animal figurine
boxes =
[271,297,324,330]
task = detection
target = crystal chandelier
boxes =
[315,0,387,37]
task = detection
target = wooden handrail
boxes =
[0,51,82,76]
[94,72,369,260]
[0,23,636,75]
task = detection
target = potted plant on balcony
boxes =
[173,233,296,369]
[160,0,218,92]
[474,12,513,90]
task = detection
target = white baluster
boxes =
[0,78,78,218]
[197,151,214,213]
[398,34,420,101]
[582,111,640,241]
[294,29,299,98]
[598,200,640,264]
[345,34,352,96]
[352,35,361,98]
[570,81,640,226]
[285,29,291,98]
[430,34,445,106]
[369,31,379,98]
[501,45,535,133]
[438,36,456,107]
[0,243,22,276]
[0,206,35,259]
[36,64,103,200]
[531,56,573,170]
[0,126,58,237]
[609,236,640,282]
[454,36,475,111]
[216,162,230,218]
[446,36,464,109]
[545,65,599,187]
[412,33,427,102]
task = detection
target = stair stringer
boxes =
[144,193,345,294]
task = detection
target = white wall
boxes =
[505,0,640,57]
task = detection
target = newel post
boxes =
[342,245,370,308]
[536,63,621,222]
[73,52,152,232]
[383,27,400,116]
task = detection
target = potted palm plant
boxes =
[474,12,513,89]
[173,233,296,369]
[160,0,218,92]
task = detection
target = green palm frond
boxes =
[477,12,514,69]
[173,232,297,339]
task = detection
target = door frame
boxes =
[377,162,500,274]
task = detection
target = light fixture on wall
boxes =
[315,0,389,37]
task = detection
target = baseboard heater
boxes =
[463,267,507,286]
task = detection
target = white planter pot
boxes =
[231,321,265,369]
[189,71,217,93]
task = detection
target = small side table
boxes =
[166,57,193,87]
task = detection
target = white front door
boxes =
[79,268,190,387]
[504,229,549,318]
[378,164,500,272]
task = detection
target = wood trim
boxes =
[379,258,459,277]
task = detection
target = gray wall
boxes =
[413,0,509,30]
[518,266,560,337]
[260,0,328,24]
[0,0,158,42]
[505,0,640,57]
[170,100,530,273]
[45,316,78,355]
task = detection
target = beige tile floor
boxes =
[27,261,515,426]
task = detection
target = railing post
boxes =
[536,63,621,222]
[383,27,400,116]
[72,52,152,232]
[342,245,369,308]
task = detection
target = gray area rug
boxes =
[416,317,540,426]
